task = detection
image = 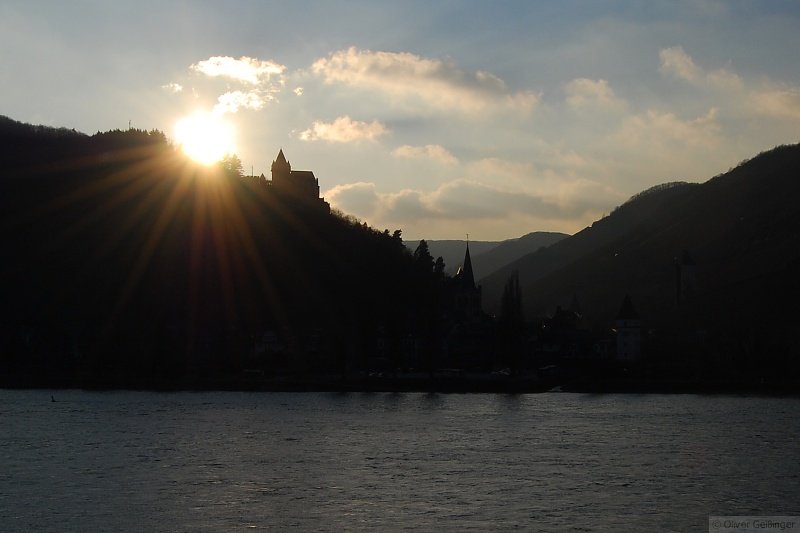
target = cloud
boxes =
[191,56,285,85]
[427,180,557,219]
[161,82,183,93]
[214,90,269,114]
[299,116,388,143]
[392,144,457,164]
[324,182,381,217]
[658,46,800,123]
[659,46,702,82]
[464,157,541,192]
[551,177,625,214]
[293,87,304,96]
[616,107,720,150]
[565,78,624,110]
[752,86,800,120]
[325,177,617,226]
[311,47,538,113]
[184,55,288,116]
[659,46,742,90]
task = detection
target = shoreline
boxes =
[2,374,798,396]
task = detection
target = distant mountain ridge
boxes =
[415,231,569,280]
[470,231,568,281]
[411,239,500,275]
[479,144,800,352]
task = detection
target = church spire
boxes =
[458,242,476,289]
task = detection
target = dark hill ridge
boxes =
[470,231,568,281]
[0,116,451,385]
[481,144,800,354]
[480,181,700,314]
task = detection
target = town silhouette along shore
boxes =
[1,116,798,393]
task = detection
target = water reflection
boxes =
[1,391,798,532]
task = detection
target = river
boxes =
[1,390,799,531]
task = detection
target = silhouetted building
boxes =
[270,149,330,212]
[539,306,583,358]
[615,294,641,361]
[452,243,482,323]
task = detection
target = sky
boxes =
[2,1,799,241]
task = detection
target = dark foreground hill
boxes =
[481,144,800,373]
[0,116,450,386]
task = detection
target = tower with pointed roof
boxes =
[271,149,292,188]
[452,242,482,323]
[269,149,330,212]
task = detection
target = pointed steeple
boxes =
[272,149,290,171]
[456,242,476,289]
[271,149,291,185]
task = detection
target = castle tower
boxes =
[268,149,330,213]
[271,149,292,190]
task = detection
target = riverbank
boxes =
[2,372,798,395]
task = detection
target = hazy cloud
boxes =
[299,115,388,143]
[324,182,381,217]
[752,86,800,120]
[161,82,183,93]
[325,177,615,226]
[565,78,624,110]
[392,144,457,164]
[311,47,538,113]
[214,90,269,114]
[657,46,800,126]
[428,180,557,219]
[659,46,742,90]
[191,56,285,85]
[616,107,720,149]
[659,46,702,82]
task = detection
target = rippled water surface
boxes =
[2,390,799,531]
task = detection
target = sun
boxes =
[174,111,236,165]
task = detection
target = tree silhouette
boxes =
[413,240,434,273]
[219,154,243,178]
[501,270,523,326]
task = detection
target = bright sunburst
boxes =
[174,111,236,165]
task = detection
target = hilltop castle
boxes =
[269,149,330,213]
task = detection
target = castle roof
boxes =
[290,170,318,185]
